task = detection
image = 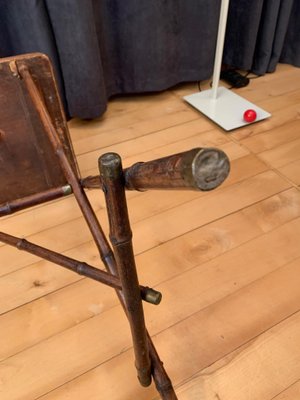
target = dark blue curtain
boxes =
[0,0,299,119]
[223,0,300,75]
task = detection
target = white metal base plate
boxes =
[184,87,271,131]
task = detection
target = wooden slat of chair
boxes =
[0,53,78,205]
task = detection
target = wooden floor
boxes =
[1,63,300,400]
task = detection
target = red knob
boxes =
[243,109,257,123]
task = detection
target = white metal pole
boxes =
[211,0,230,100]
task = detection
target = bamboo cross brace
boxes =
[0,231,162,305]
[0,185,72,216]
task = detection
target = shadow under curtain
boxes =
[0,0,299,119]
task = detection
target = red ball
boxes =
[243,109,257,123]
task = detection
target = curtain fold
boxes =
[0,0,299,119]
[0,0,67,109]
[44,0,108,118]
[280,0,300,67]
[223,0,297,75]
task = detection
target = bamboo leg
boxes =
[148,336,178,400]
[99,152,152,387]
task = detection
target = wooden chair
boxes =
[0,53,230,399]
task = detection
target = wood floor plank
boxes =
[123,139,249,168]
[258,137,300,168]
[1,140,253,253]
[76,128,233,175]
[0,190,106,244]
[278,159,300,186]
[255,89,300,113]
[71,110,216,156]
[0,179,270,314]
[1,64,300,400]
[0,133,243,251]
[69,94,189,142]
[1,188,299,361]
[241,67,300,100]
[176,310,300,400]
[241,119,300,153]
[3,168,284,274]
[241,187,300,232]
[0,154,269,276]
[272,380,300,399]
[69,99,199,147]
[2,235,300,400]
[0,306,131,400]
[0,278,116,361]
[132,170,290,254]
[37,255,300,400]
[4,187,298,357]
[0,168,290,315]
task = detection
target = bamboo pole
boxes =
[99,152,152,387]
[0,185,72,216]
[82,147,230,192]
[0,146,229,217]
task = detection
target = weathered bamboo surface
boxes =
[82,147,230,191]
[1,63,300,400]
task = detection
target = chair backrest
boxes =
[0,53,78,205]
